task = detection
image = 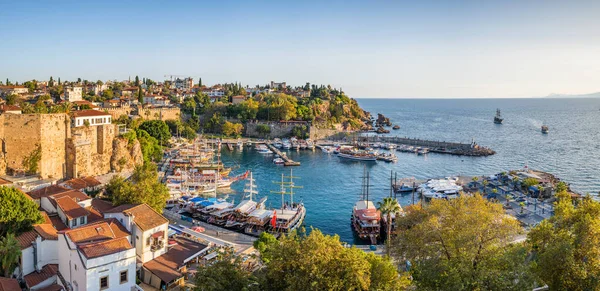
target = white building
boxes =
[65,86,83,102]
[0,85,29,96]
[201,88,225,100]
[174,78,193,91]
[58,221,136,291]
[72,110,112,127]
[143,95,170,106]
[103,204,169,264]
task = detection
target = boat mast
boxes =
[366,171,370,203]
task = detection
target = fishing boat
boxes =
[494,109,503,124]
[282,139,292,149]
[321,146,335,154]
[417,148,429,155]
[351,169,380,244]
[306,139,315,149]
[541,125,549,134]
[377,153,398,162]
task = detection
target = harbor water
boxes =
[218,97,600,244]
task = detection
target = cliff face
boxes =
[110,137,143,172]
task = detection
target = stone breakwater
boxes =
[365,136,496,157]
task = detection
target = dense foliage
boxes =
[0,233,21,277]
[139,120,171,145]
[392,195,533,290]
[256,230,409,291]
[105,163,169,213]
[528,191,600,290]
[0,187,43,236]
[194,250,258,291]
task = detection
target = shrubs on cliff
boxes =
[139,120,171,145]
[22,144,41,174]
[105,163,169,213]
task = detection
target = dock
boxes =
[265,143,301,166]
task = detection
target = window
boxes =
[120,270,128,284]
[80,217,85,225]
[72,219,77,227]
[100,276,108,290]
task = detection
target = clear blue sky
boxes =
[1,0,599,98]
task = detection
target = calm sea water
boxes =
[220,98,600,244]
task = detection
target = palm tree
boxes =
[0,233,21,277]
[377,197,402,256]
[482,179,489,195]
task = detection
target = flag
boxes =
[271,210,277,228]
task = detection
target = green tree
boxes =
[198,77,202,87]
[5,94,18,106]
[137,86,143,104]
[253,232,278,264]
[377,197,402,256]
[528,194,600,290]
[139,120,171,145]
[194,250,258,291]
[135,129,163,163]
[257,229,408,291]
[0,233,22,277]
[555,181,568,194]
[134,75,140,86]
[222,121,243,137]
[49,76,54,87]
[0,187,43,236]
[106,163,169,213]
[392,195,532,291]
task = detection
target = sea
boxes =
[219,98,600,244]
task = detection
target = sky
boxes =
[1,0,600,98]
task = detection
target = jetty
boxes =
[266,143,301,166]
[334,135,495,157]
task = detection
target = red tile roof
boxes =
[78,237,133,259]
[143,237,208,283]
[55,196,89,219]
[0,277,20,291]
[34,224,58,240]
[16,230,38,249]
[124,204,168,230]
[28,185,70,200]
[87,218,130,239]
[62,177,101,190]
[64,222,115,244]
[71,109,110,117]
[24,264,58,289]
[91,198,114,213]
[49,216,68,231]
[0,105,21,112]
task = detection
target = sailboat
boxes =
[381,171,404,238]
[494,109,503,124]
[351,167,381,244]
[225,172,266,229]
[269,169,306,234]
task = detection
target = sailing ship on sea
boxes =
[351,168,381,244]
[494,109,503,124]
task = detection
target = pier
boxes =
[369,136,495,156]
[265,143,301,166]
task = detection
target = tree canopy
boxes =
[528,193,600,290]
[105,163,169,213]
[194,250,258,291]
[256,229,408,291]
[0,187,43,236]
[0,233,21,277]
[392,195,533,291]
[139,120,171,145]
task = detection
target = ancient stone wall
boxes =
[137,108,181,121]
[105,108,133,119]
[0,114,68,179]
[66,124,117,178]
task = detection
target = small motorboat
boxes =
[273,158,285,164]
[393,125,400,130]
[541,125,549,134]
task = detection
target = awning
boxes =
[152,231,165,238]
